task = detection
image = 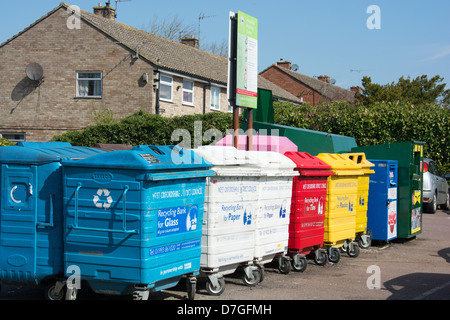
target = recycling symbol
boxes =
[243,206,252,226]
[93,188,113,209]
[279,200,287,218]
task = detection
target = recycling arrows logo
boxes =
[93,188,113,209]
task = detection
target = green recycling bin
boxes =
[352,141,425,239]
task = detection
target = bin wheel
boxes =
[242,268,262,286]
[359,230,372,249]
[45,282,66,301]
[186,277,197,300]
[66,287,78,301]
[206,277,226,296]
[347,242,360,258]
[313,250,328,266]
[278,257,291,274]
[328,248,341,263]
[292,256,307,272]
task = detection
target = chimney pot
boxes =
[351,86,362,94]
[180,37,199,49]
[93,2,116,21]
[318,75,330,83]
[277,59,292,70]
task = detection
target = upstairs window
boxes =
[182,79,194,105]
[159,74,173,102]
[76,72,102,98]
[210,86,221,111]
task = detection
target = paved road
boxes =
[1,209,449,301]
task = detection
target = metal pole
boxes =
[233,106,239,149]
[247,108,253,151]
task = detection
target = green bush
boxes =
[52,110,233,149]
[52,102,449,172]
[0,137,15,147]
[273,101,450,172]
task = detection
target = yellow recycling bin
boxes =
[316,153,364,263]
[342,153,375,249]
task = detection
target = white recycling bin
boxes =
[193,146,262,295]
[245,151,298,273]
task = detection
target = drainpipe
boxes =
[153,71,160,115]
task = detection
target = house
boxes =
[260,59,357,106]
[0,3,301,142]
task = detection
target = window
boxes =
[0,133,26,142]
[76,72,102,98]
[182,79,194,105]
[210,86,221,111]
[160,74,173,102]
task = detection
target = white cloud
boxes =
[422,44,450,62]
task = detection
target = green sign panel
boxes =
[236,11,258,109]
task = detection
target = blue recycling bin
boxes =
[367,160,398,242]
[61,145,213,300]
[0,142,104,299]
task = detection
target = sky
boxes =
[1,0,449,90]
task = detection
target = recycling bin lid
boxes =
[193,146,249,166]
[317,153,364,176]
[284,151,334,177]
[0,144,104,165]
[91,143,133,152]
[62,145,212,171]
[342,152,375,174]
[245,150,298,177]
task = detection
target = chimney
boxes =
[93,2,116,21]
[351,86,362,94]
[277,59,292,70]
[318,75,330,83]
[180,37,199,49]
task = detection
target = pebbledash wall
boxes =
[0,7,229,142]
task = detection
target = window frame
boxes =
[210,86,221,111]
[159,74,173,102]
[182,79,195,106]
[76,71,103,98]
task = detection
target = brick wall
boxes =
[260,67,330,106]
[0,8,154,142]
[159,74,229,117]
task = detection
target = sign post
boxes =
[228,11,258,150]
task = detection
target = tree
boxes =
[357,75,447,106]
[145,14,196,41]
[144,14,228,58]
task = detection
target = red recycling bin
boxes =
[284,152,334,272]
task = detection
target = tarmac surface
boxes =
[0,209,449,301]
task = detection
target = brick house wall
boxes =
[260,65,330,106]
[159,73,229,117]
[0,7,156,142]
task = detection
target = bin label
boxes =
[413,190,421,205]
[157,205,198,236]
[411,207,422,233]
[149,239,201,257]
[222,203,252,225]
[388,200,397,239]
[304,196,325,215]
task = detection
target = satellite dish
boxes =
[291,64,299,72]
[330,79,336,85]
[26,63,44,81]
